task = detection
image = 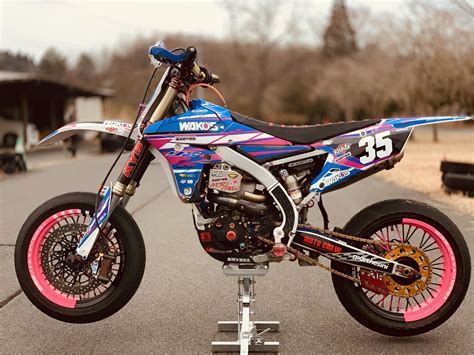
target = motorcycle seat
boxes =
[231,111,380,144]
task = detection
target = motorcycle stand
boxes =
[211,263,280,354]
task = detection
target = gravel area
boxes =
[379,126,474,216]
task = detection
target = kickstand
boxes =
[317,195,329,230]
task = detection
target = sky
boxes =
[0,0,410,64]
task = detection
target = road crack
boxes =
[0,289,22,309]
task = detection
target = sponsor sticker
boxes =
[334,152,351,162]
[179,121,219,131]
[104,121,132,131]
[208,169,242,192]
[333,143,350,155]
[319,169,350,188]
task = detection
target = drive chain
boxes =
[257,224,415,284]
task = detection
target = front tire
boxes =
[15,192,146,323]
[331,199,470,336]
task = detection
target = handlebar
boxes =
[190,63,220,85]
[149,43,220,86]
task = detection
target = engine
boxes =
[193,162,316,263]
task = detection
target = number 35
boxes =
[358,131,393,164]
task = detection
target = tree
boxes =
[38,48,67,81]
[0,51,35,72]
[222,0,302,118]
[74,53,96,83]
[323,0,357,57]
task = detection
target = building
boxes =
[0,71,110,148]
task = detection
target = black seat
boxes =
[231,112,380,144]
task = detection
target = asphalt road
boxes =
[1,151,473,354]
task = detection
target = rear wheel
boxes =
[15,192,146,323]
[331,199,470,336]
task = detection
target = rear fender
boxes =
[309,115,472,193]
[384,115,471,129]
[38,121,137,146]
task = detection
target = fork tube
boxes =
[114,79,178,197]
[149,85,178,123]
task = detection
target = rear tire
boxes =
[15,192,146,323]
[331,199,470,336]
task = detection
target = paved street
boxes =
[1,151,473,354]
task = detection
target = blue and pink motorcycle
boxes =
[15,43,471,337]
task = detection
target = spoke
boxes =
[395,225,404,243]
[377,294,388,306]
[419,232,428,249]
[420,292,427,302]
[374,230,390,250]
[421,240,437,252]
[406,226,417,242]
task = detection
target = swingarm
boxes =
[291,226,421,280]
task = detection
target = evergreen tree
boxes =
[0,51,35,72]
[74,53,96,82]
[38,48,67,81]
[323,0,357,57]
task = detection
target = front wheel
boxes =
[331,199,470,336]
[15,192,146,323]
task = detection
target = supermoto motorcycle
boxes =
[15,42,471,337]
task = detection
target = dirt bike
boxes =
[15,42,471,338]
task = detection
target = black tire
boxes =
[331,199,470,336]
[443,172,474,192]
[440,161,474,175]
[15,192,146,323]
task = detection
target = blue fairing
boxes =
[144,100,234,135]
[144,98,471,199]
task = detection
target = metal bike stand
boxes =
[212,263,280,354]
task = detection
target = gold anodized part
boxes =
[382,246,432,298]
[125,181,138,196]
[112,181,127,197]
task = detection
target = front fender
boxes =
[38,121,137,146]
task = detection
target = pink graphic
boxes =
[27,210,80,308]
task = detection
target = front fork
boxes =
[75,82,178,260]
[75,140,154,259]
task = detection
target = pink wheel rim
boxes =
[402,218,456,322]
[27,210,80,308]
